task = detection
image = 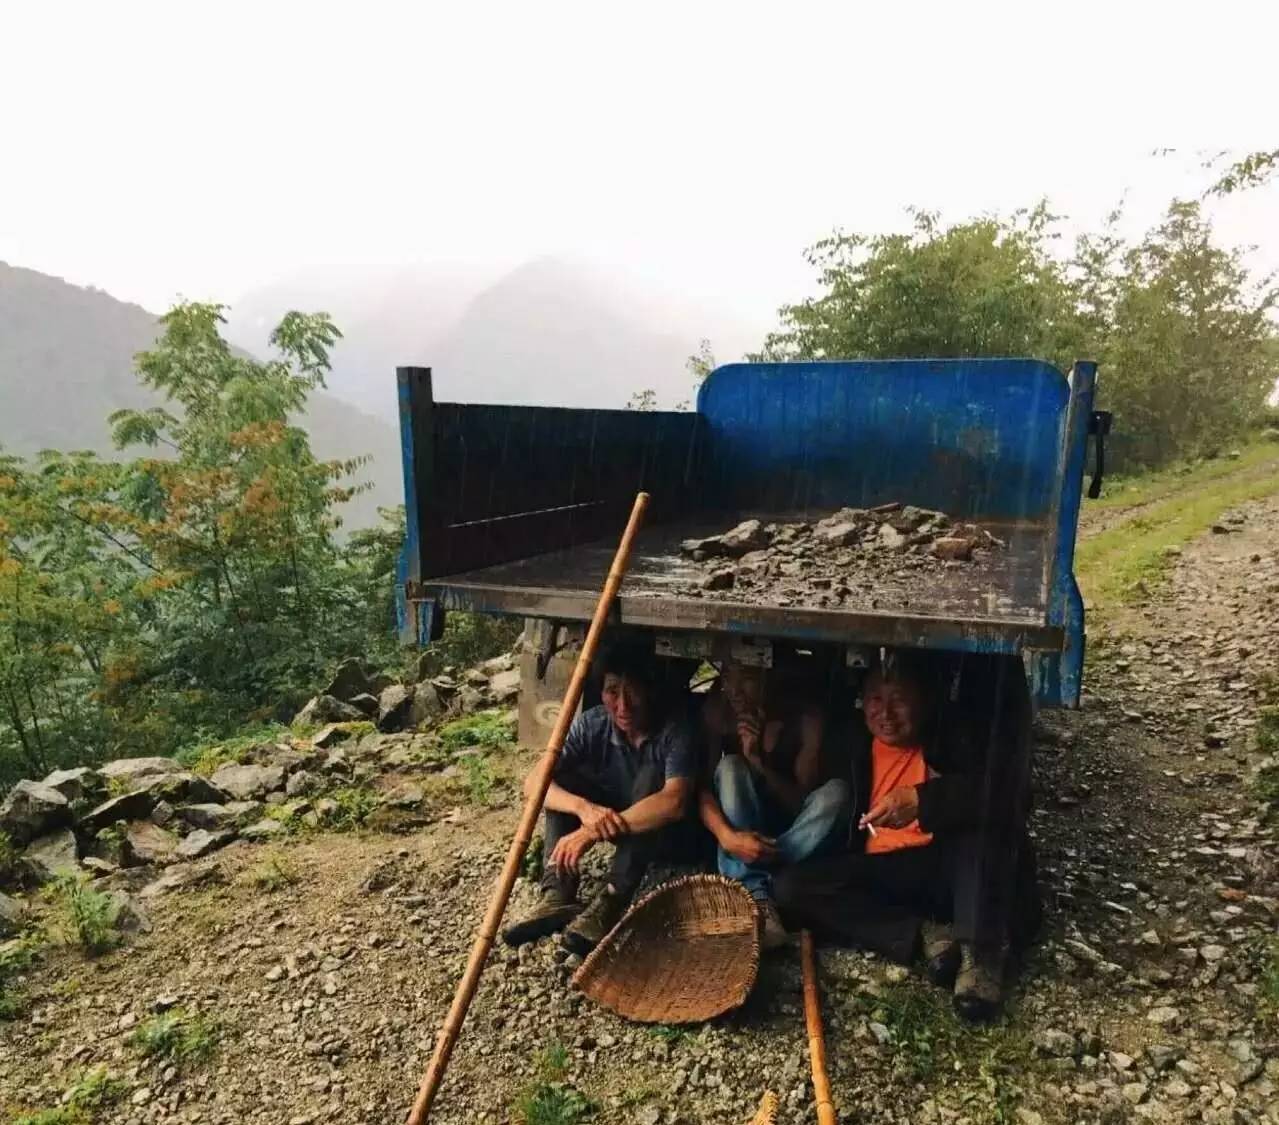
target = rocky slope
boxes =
[1,497,1277,1125]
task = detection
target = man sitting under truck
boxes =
[698,660,852,950]
[772,652,1041,1021]
[502,646,696,955]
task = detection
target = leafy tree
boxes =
[1207,149,1279,196]
[756,205,1084,370]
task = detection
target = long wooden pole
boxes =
[405,492,651,1123]
[801,930,838,1125]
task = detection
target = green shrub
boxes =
[127,1008,219,1066]
[175,724,289,776]
[47,876,119,955]
[249,853,298,891]
[10,1108,89,1125]
[0,932,44,1020]
[65,1066,127,1110]
[463,755,496,806]
[438,709,516,753]
[513,1043,594,1125]
[0,829,17,884]
[329,786,380,831]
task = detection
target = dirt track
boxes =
[2,493,1277,1125]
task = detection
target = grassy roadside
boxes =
[1081,440,1279,521]
[1075,440,1279,615]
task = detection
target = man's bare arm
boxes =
[618,777,692,834]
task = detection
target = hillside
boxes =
[226,257,760,420]
[0,263,403,528]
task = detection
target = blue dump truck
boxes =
[395,359,1109,743]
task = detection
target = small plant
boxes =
[64,1066,128,1111]
[0,829,18,883]
[512,1042,594,1125]
[127,1007,219,1067]
[646,1024,689,1045]
[329,785,380,831]
[249,853,298,892]
[463,754,496,805]
[0,932,44,1020]
[175,723,290,776]
[10,1108,89,1125]
[521,834,545,883]
[438,709,516,753]
[47,876,119,955]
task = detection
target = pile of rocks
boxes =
[678,503,1004,597]
[0,651,524,917]
[293,654,521,735]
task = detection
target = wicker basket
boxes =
[571,874,760,1024]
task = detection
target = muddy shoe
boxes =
[953,942,1008,1022]
[759,899,788,952]
[502,886,582,947]
[562,884,631,956]
[921,920,961,988]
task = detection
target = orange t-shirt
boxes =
[866,738,934,855]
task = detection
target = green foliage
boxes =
[646,1024,690,1045]
[63,1067,128,1111]
[521,833,545,883]
[0,829,17,883]
[462,755,496,806]
[174,723,289,775]
[415,613,522,682]
[438,709,516,753]
[1208,149,1279,196]
[248,852,298,891]
[328,785,380,830]
[0,304,397,792]
[0,931,44,1020]
[513,1043,594,1125]
[47,876,119,955]
[758,199,1278,474]
[127,1007,219,1067]
[9,1108,89,1125]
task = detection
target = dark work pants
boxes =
[772,829,1032,964]
[541,761,706,900]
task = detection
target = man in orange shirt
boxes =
[773,651,1040,1021]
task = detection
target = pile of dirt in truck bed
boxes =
[674,503,1005,608]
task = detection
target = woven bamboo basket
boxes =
[571,874,760,1024]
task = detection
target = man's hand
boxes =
[577,802,627,841]
[723,829,779,865]
[736,713,765,771]
[549,828,597,874]
[860,785,920,830]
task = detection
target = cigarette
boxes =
[862,820,878,837]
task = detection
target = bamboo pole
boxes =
[405,492,651,1123]
[801,930,838,1125]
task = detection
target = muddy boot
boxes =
[953,942,1007,1022]
[562,884,632,956]
[758,899,788,952]
[502,885,582,947]
[921,920,961,988]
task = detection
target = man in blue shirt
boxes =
[503,646,696,954]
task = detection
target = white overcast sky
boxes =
[2,0,1276,332]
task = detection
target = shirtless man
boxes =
[697,660,852,949]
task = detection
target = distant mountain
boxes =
[227,256,759,419]
[0,262,402,529]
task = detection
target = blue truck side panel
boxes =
[697,360,1068,520]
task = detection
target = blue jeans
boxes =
[713,755,852,902]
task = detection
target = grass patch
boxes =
[462,755,496,805]
[5,1064,125,1124]
[646,1024,690,1046]
[46,876,120,955]
[0,931,44,1020]
[127,1007,219,1067]
[248,853,298,891]
[1076,445,1279,613]
[513,1043,594,1125]
[0,829,18,883]
[328,785,380,831]
[175,722,291,776]
[438,709,516,753]
[856,980,1034,1119]
[1085,442,1279,514]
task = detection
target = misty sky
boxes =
[2,0,1277,335]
